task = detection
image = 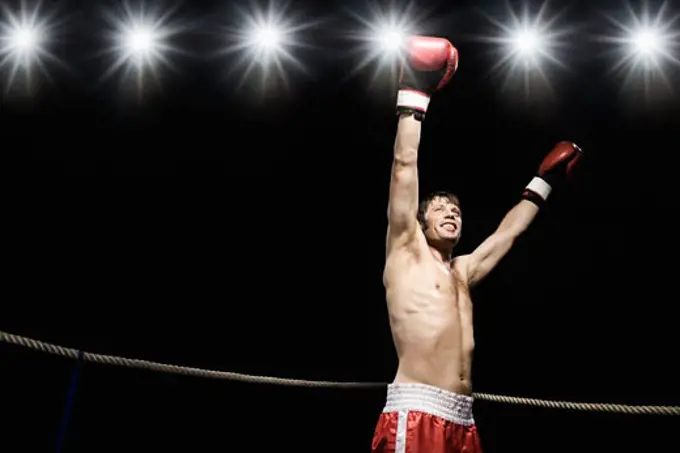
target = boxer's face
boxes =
[423,197,461,245]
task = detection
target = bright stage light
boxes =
[472,1,572,99]
[124,25,158,58]
[227,9,298,61]
[621,25,676,67]
[354,15,413,65]
[373,23,407,54]
[10,25,39,51]
[631,28,664,55]
[220,2,310,93]
[111,18,170,71]
[491,15,566,70]
[249,23,282,52]
[99,1,184,94]
[511,28,543,56]
[597,1,680,97]
[342,1,426,88]
[0,1,62,92]
[600,2,679,69]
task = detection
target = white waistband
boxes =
[383,383,475,426]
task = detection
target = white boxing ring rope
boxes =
[2,329,679,416]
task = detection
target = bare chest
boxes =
[387,261,469,310]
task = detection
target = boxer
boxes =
[371,35,582,453]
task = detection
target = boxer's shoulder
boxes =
[452,254,469,270]
[384,230,431,277]
[452,254,472,281]
[386,228,429,260]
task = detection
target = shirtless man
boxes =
[371,36,582,453]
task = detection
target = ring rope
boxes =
[2,330,679,415]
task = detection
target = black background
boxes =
[4,0,680,452]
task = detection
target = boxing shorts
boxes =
[371,383,482,453]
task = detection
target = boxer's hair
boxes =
[418,190,460,230]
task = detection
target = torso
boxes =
[383,232,475,394]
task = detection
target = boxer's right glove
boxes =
[396,36,459,121]
[522,141,583,207]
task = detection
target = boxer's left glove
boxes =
[397,36,459,121]
[522,141,582,207]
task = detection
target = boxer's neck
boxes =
[429,244,454,265]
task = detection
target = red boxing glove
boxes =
[396,35,459,121]
[522,141,582,206]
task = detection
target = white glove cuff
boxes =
[525,177,552,201]
[397,90,430,112]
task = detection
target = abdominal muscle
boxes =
[384,256,475,395]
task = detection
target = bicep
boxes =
[465,232,515,287]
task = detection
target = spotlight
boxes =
[99,1,184,94]
[0,2,62,91]
[220,1,310,92]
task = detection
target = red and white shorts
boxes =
[371,383,482,453]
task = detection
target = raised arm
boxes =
[387,115,422,249]
[464,141,583,287]
[464,200,538,287]
[386,36,459,252]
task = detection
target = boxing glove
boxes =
[396,36,459,121]
[522,141,582,206]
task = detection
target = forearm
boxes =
[496,199,539,237]
[466,142,580,286]
[393,114,421,166]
